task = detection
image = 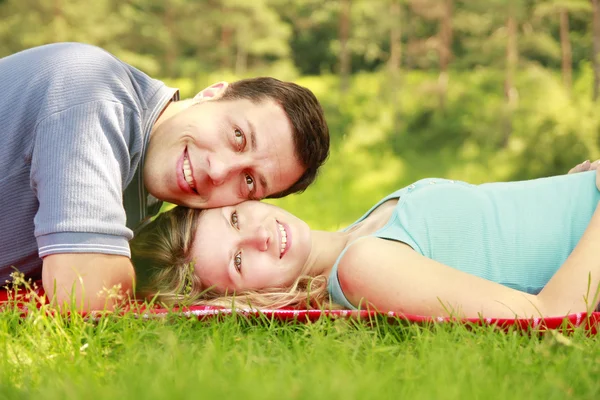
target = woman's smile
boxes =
[277,220,292,258]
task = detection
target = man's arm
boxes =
[42,253,135,312]
[30,100,140,313]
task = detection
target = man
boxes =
[0,43,329,310]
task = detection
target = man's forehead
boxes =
[254,119,300,194]
[225,97,303,196]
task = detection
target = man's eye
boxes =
[234,129,245,150]
[230,210,239,229]
[234,251,242,273]
[245,174,255,193]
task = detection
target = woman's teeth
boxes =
[278,222,287,256]
[183,157,196,188]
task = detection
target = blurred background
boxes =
[2,0,600,229]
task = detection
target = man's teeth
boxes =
[278,223,287,255]
[183,157,195,188]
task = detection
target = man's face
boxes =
[144,97,304,208]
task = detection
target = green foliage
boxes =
[0,0,596,77]
[1,0,599,228]
[267,65,599,230]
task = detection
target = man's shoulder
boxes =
[2,43,135,105]
[7,43,122,75]
[33,42,121,66]
[50,43,133,83]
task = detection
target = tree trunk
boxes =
[389,0,402,74]
[389,0,402,119]
[339,0,352,93]
[235,30,248,76]
[220,25,233,70]
[438,0,453,110]
[53,0,65,42]
[559,9,572,94]
[503,12,518,148]
[592,0,600,102]
[163,4,177,78]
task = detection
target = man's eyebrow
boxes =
[247,119,257,152]
[247,118,269,197]
[258,174,268,198]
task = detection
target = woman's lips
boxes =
[278,220,292,259]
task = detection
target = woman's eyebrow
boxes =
[220,209,237,289]
[221,208,230,230]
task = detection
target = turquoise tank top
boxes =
[327,171,600,309]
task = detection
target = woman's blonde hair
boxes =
[130,206,334,309]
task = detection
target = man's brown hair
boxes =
[219,77,329,198]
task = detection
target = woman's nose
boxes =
[241,224,271,251]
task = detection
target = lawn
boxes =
[1,300,599,400]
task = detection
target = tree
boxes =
[534,0,592,94]
[0,0,130,59]
[409,0,454,109]
[503,3,519,147]
[592,0,600,101]
[388,0,403,75]
[438,0,453,110]
[274,0,339,75]
[338,0,352,93]
[389,0,403,119]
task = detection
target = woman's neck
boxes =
[302,230,352,278]
[301,199,399,278]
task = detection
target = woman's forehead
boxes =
[191,234,231,290]
[192,210,229,263]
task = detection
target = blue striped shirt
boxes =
[0,43,178,281]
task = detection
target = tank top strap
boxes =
[327,237,374,310]
[341,182,421,233]
[329,179,453,308]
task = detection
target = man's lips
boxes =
[182,148,198,189]
[176,147,197,194]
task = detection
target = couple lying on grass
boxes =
[131,161,600,319]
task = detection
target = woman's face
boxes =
[190,201,312,294]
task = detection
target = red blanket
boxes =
[2,282,598,333]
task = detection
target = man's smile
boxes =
[183,147,197,190]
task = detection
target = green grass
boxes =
[0,301,599,400]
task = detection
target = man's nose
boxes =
[241,224,270,252]
[207,156,245,186]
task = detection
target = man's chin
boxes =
[172,194,210,209]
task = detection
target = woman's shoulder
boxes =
[338,236,414,265]
[333,237,419,310]
[336,237,413,287]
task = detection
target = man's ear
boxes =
[192,81,229,103]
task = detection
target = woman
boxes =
[131,163,600,319]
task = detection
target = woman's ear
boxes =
[192,81,229,104]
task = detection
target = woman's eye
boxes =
[234,251,242,273]
[234,129,245,150]
[230,210,239,229]
[245,174,255,193]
